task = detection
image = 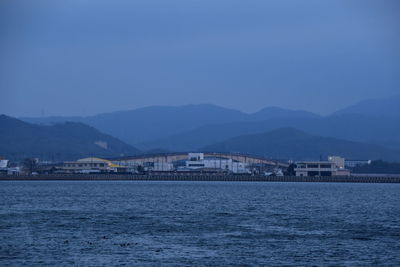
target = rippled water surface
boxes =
[1,181,400,265]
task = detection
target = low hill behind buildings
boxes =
[0,115,141,161]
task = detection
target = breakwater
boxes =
[1,173,400,183]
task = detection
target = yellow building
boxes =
[63,157,123,173]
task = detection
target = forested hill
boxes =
[0,115,140,160]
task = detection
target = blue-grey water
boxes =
[1,181,399,266]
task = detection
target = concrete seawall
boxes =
[1,174,400,183]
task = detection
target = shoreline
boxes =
[1,174,400,183]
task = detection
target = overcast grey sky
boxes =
[1,0,399,117]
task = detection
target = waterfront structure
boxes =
[328,156,345,169]
[185,153,249,173]
[295,161,337,177]
[345,159,372,168]
[0,159,9,169]
[0,159,9,174]
[6,167,21,175]
[110,152,288,168]
[152,162,174,171]
[141,162,174,172]
[0,159,20,174]
[63,157,124,173]
[62,153,250,173]
[295,156,350,177]
[109,152,285,173]
[107,160,174,172]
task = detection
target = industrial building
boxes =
[63,157,125,173]
[0,158,21,174]
[184,153,250,173]
[295,156,350,177]
[142,162,174,172]
[0,159,8,169]
[57,153,356,176]
[108,153,253,173]
[0,159,9,174]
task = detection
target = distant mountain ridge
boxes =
[201,128,400,161]
[334,94,400,117]
[21,104,319,145]
[251,107,318,120]
[20,97,400,155]
[139,114,400,151]
[0,115,140,160]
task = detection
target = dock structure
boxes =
[1,173,399,183]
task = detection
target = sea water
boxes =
[1,181,399,265]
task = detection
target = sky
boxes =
[0,0,399,117]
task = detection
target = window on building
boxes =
[320,164,332,169]
[188,163,205,167]
[307,164,319,168]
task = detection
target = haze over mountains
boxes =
[22,104,319,145]
[333,94,400,118]
[142,114,400,151]
[10,94,400,161]
[22,105,248,144]
[138,95,400,151]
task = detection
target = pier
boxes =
[1,173,400,183]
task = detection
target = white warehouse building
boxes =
[185,153,249,173]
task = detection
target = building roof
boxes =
[77,157,111,163]
[296,161,334,164]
